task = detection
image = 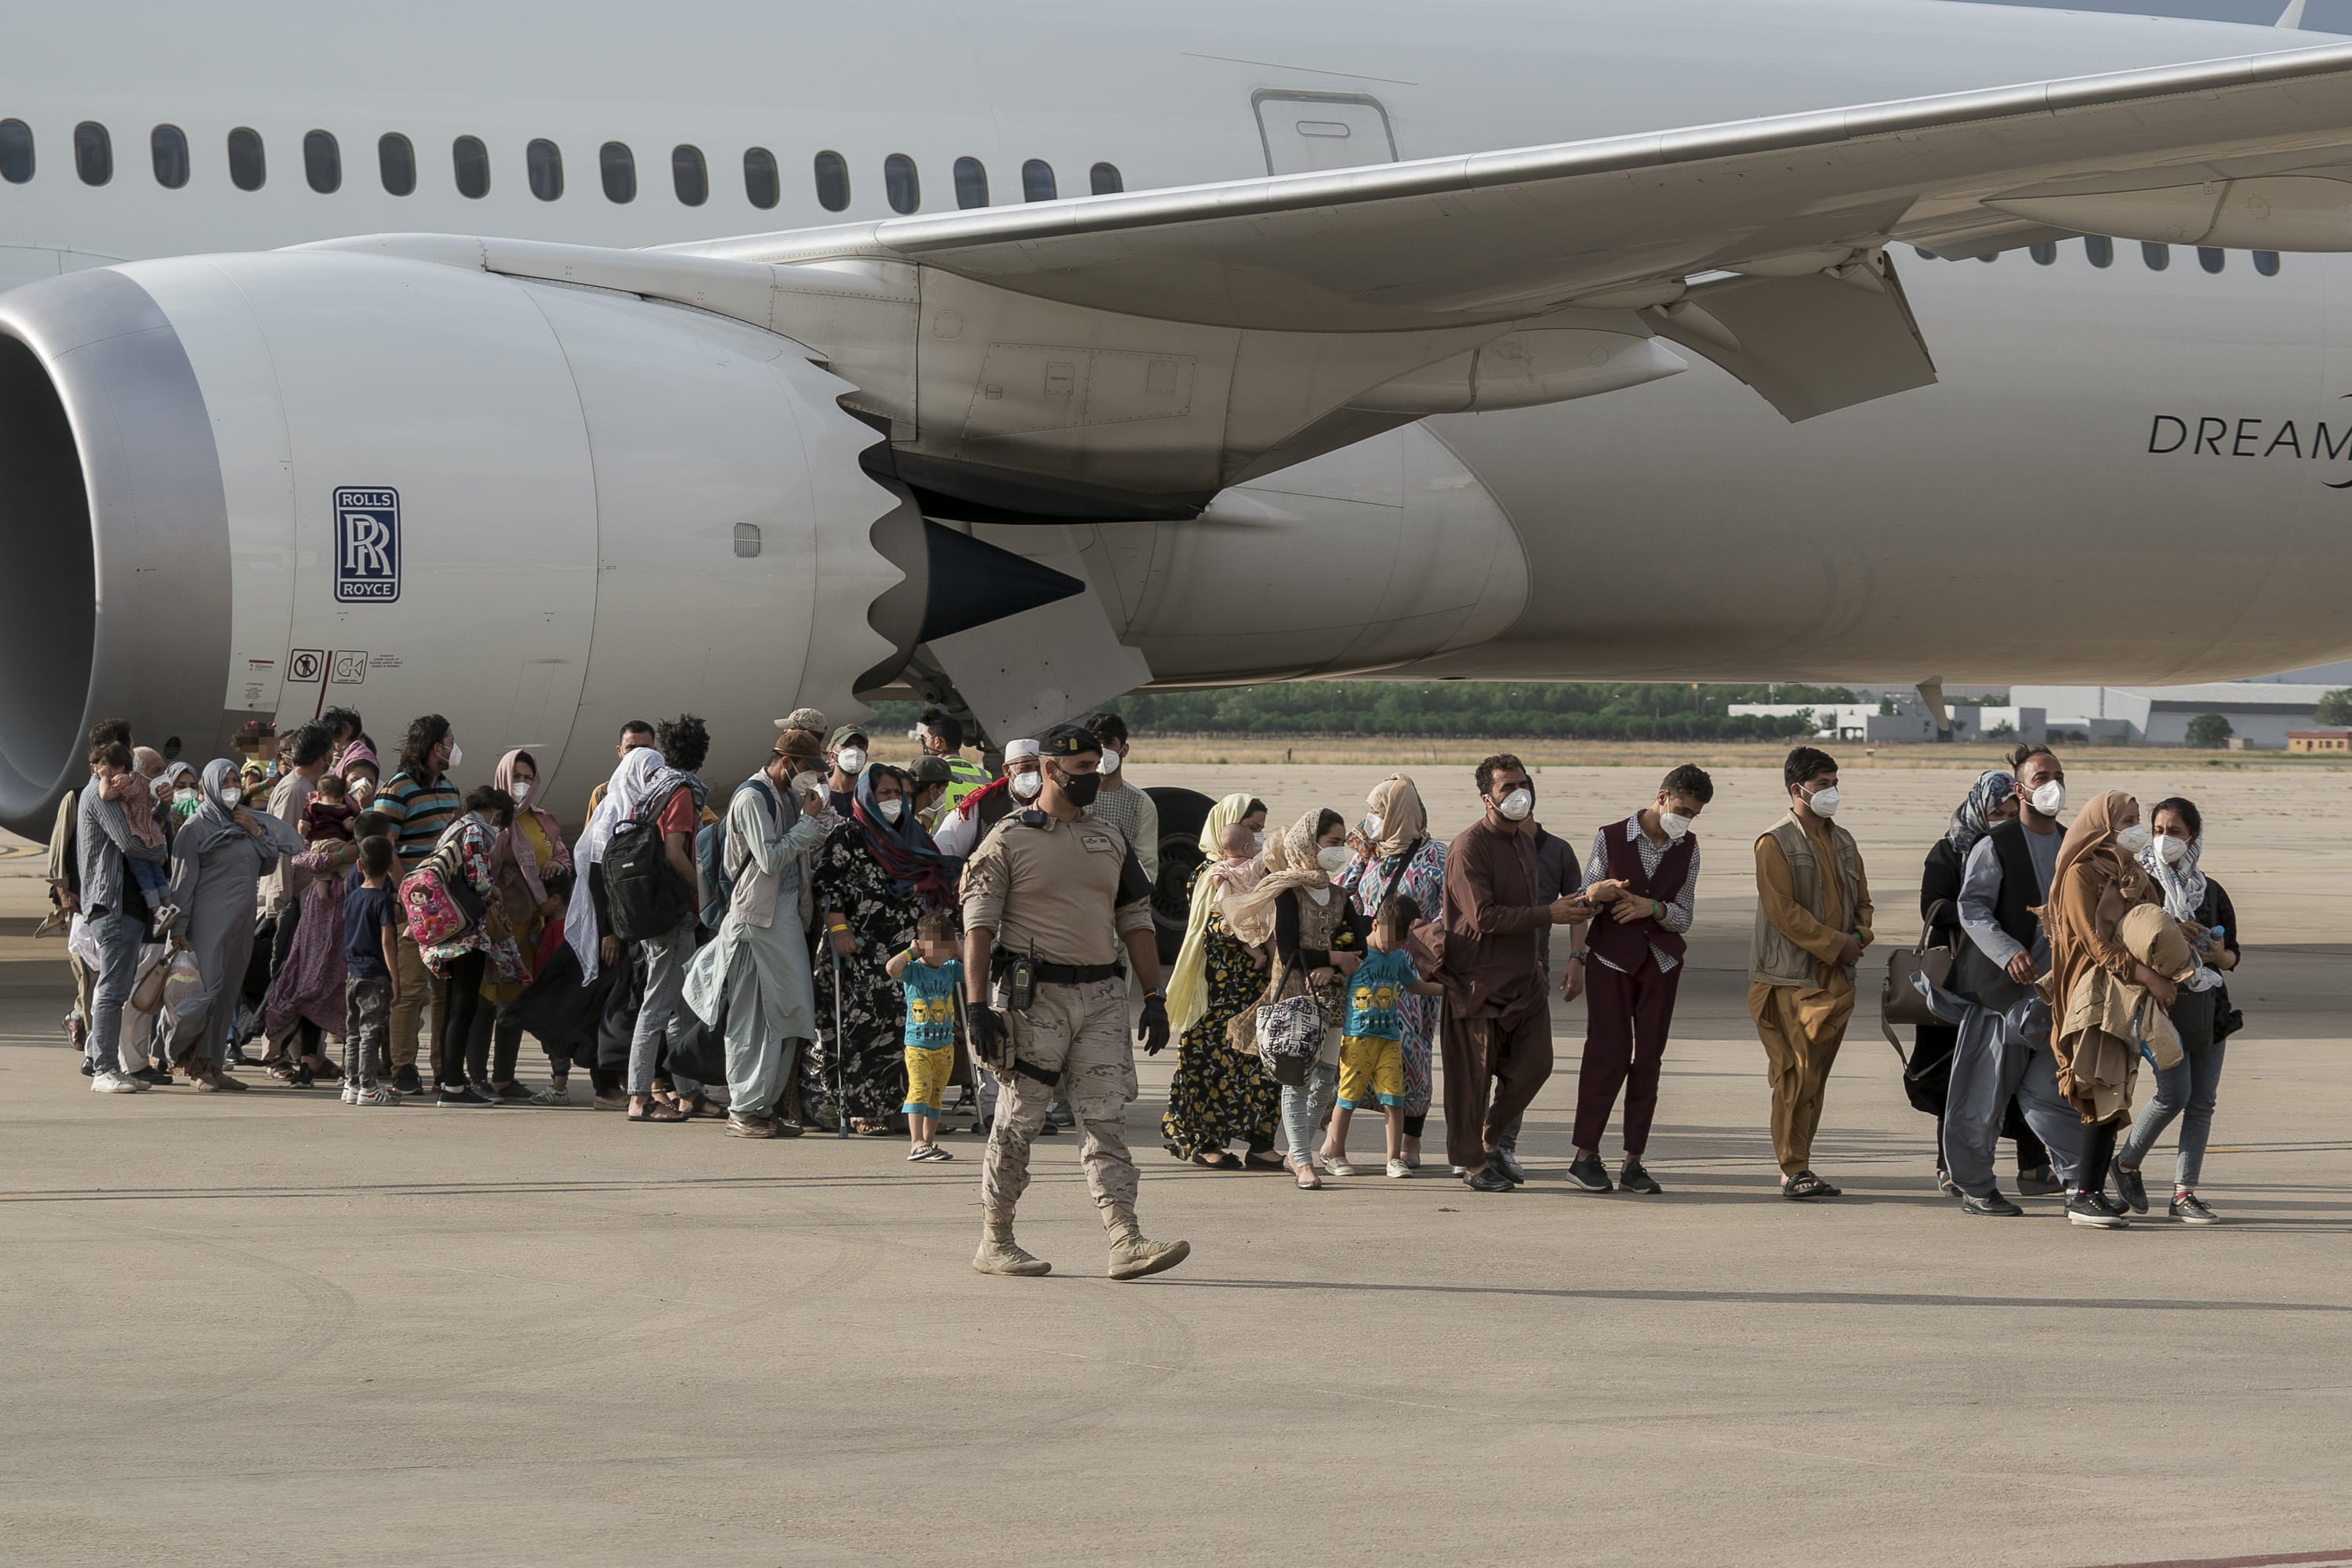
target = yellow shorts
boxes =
[1337,1035,1405,1109]
[902,1040,954,1118]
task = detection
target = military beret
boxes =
[1037,721,1102,757]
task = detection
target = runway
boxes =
[3,762,2348,1566]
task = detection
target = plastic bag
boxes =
[67,913,100,971]
[162,950,207,1019]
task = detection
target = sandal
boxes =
[1784,1171,1841,1200]
[855,1120,896,1137]
[627,1102,688,1123]
[682,1096,728,1120]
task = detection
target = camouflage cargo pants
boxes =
[981,977,1139,1212]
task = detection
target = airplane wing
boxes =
[675,39,2352,343]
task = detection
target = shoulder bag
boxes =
[1878,898,1954,1073]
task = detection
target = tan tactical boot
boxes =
[972,1207,1051,1276]
[1102,1202,1190,1280]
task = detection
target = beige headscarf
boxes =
[1222,810,1332,948]
[2042,790,2148,920]
[1167,792,1262,1036]
[1365,774,1428,859]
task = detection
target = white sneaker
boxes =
[1449,1165,1468,1177]
[151,903,181,935]
[1386,1159,1413,1179]
[352,1084,401,1107]
[1322,1152,1355,1176]
[340,1080,360,1104]
[92,1069,141,1094]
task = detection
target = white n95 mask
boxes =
[1316,845,1352,874]
[2031,779,2065,816]
[1659,811,1692,840]
[1805,785,1842,818]
[1497,788,1534,822]
[1009,770,1043,801]
[836,746,866,775]
[2115,823,2151,855]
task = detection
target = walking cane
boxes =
[829,938,849,1139]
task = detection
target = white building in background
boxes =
[1729,699,2045,744]
[2010,684,2341,748]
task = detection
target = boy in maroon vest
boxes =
[1563,764,1712,1195]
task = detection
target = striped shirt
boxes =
[375,771,463,872]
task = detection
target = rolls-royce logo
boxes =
[334,488,401,601]
[2147,410,2352,488]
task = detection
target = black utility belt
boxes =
[1035,960,1124,985]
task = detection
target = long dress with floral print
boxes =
[803,823,927,1125]
[263,844,357,1043]
[1160,862,1281,1156]
[1338,837,1446,1120]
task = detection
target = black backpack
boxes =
[604,782,695,941]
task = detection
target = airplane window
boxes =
[379,133,416,196]
[2255,249,2281,277]
[2142,241,2169,271]
[814,149,849,211]
[228,127,265,191]
[453,136,489,198]
[1090,162,1123,194]
[2198,246,2224,274]
[2085,234,2113,268]
[601,142,635,203]
[151,125,188,189]
[954,156,989,209]
[74,122,111,187]
[884,153,920,213]
[0,119,31,184]
[673,143,707,205]
[1022,158,1056,201]
[2029,242,2055,265]
[304,130,340,194]
[527,138,562,201]
[743,147,779,209]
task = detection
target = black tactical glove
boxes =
[967,1002,1007,1066]
[1137,991,1171,1056]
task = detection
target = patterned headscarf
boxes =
[1947,769,2016,855]
[492,748,572,909]
[2139,826,2209,924]
[851,764,956,905]
[1221,810,1332,948]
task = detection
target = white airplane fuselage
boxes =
[2,0,2347,819]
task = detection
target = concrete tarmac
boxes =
[4,764,2350,1566]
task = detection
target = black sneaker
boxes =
[1618,1159,1663,1196]
[2170,1192,2220,1225]
[1961,1191,2024,1217]
[392,1065,423,1095]
[437,1084,492,1106]
[2065,1191,2128,1229]
[2108,1161,2150,1215]
[133,1066,174,1087]
[491,1081,533,1103]
[79,1058,95,1077]
[1564,1154,1613,1192]
[1463,1164,1515,1192]
[1491,1147,1527,1185]
[2016,1164,2062,1196]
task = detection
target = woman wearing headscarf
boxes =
[1225,808,1366,1189]
[806,763,956,1133]
[1336,775,1446,1168]
[257,812,370,1084]
[559,745,672,1110]
[153,761,201,835]
[1912,769,2051,1191]
[1161,793,1283,1169]
[2109,797,2241,1223]
[161,760,306,1090]
[477,749,574,1102]
[417,786,524,1106]
[2038,789,2166,1228]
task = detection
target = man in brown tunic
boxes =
[1428,754,1588,1192]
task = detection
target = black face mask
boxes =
[1056,769,1102,809]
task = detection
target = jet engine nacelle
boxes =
[0,252,901,832]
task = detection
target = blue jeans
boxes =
[1282,1060,1338,1166]
[2121,1039,2227,1189]
[87,909,145,1076]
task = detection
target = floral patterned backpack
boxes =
[398,823,484,947]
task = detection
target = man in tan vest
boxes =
[1749,746,1873,1200]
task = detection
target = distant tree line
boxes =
[1082,681,1859,741]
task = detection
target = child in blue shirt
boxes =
[886,909,963,1163]
[1329,894,1443,1178]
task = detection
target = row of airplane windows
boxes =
[0,119,1123,212]
[1920,237,2283,274]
